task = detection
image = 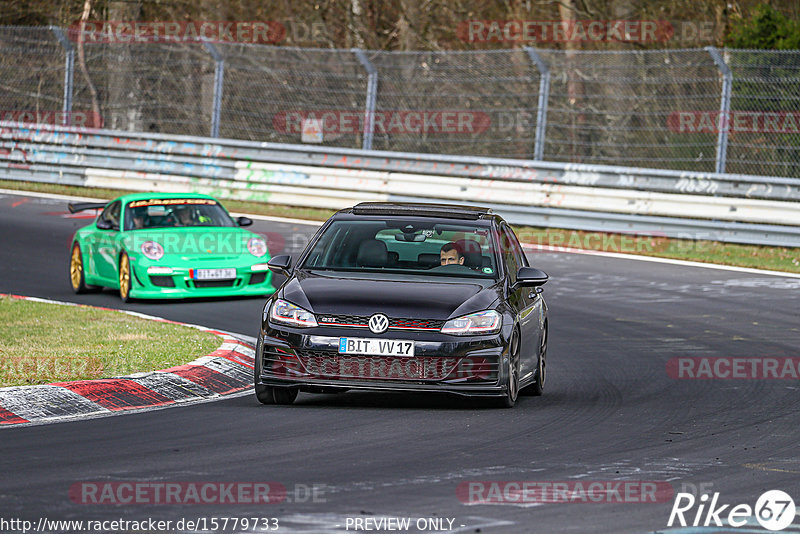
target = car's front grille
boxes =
[390,318,444,330]
[194,280,235,288]
[262,347,498,383]
[149,275,175,287]
[261,346,306,378]
[317,315,445,331]
[249,273,267,285]
[317,314,367,327]
[296,349,457,381]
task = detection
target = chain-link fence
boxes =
[0,27,66,121]
[1,26,799,177]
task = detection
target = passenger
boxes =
[440,242,464,266]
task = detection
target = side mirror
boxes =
[237,216,253,227]
[267,254,292,276]
[96,219,114,230]
[516,266,548,287]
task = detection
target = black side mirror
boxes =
[237,216,253,227]
[267,254,293,275]
[96,219,114,230]
[515,266,548,287]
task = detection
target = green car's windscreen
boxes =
[124,198,235,230]
[302,220,498,277]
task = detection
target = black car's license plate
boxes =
[338,337,414,357]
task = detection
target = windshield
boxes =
[301,219,498,278]
[124,198,235,230]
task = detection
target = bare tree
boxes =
[76,0,102,127]
[558,0,590,161]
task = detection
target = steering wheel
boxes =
[430,264,475,273]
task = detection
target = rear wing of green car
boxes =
[68,202,107,214]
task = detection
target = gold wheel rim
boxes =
[119,255,130,298]
[70,245,82,290]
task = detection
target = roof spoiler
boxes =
[67,202,106,214]
[352,202,492,220]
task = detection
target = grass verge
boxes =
[0,295,221,387]
[2,179,799,274]
[512,227,800,274]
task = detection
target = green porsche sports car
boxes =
[68,192,275,301]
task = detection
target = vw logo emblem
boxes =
[368,313,389,334]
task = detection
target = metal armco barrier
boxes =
[2,121,800,247]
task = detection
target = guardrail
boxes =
[2,121,800,247]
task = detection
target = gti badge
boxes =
[368,313,389,334]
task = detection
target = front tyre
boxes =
[70,243,92,294]
[255,384,298,405]
[498,329,521,408]
[523,321,547,397]
[119,252,133,303]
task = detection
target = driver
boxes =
[174,207,194,226]
[440,242,464,266]
[131,213,145,229]
[130,208,146,229]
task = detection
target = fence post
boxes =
[203,42,225,138]
[706,46,732,174]
[524,47,550,161]
[50,26,74,127]
[353,48,378,151]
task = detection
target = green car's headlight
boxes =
[441,310,501,335]
[141,241,164,260]
[270,299,318,328]
[248,237,267,257]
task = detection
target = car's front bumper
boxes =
[256,325,511,398]
[128,263,275,299]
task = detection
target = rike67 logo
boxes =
[668,490,796,531]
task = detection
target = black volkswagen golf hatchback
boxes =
[256,202,549,407]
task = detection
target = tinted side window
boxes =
[505,224,528,268]
[500,225,519,284]
[100,201,121,229]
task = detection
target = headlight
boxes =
[270,299,318,327]
[248,237,267,257]
[141,241,164,260]
[440,310,501,335]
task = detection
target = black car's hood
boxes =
[281,271,501,320]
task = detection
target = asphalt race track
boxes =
[1,191,799,534]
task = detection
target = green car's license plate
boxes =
[192,268,236,280]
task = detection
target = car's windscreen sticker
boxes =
[128,198,218,208]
